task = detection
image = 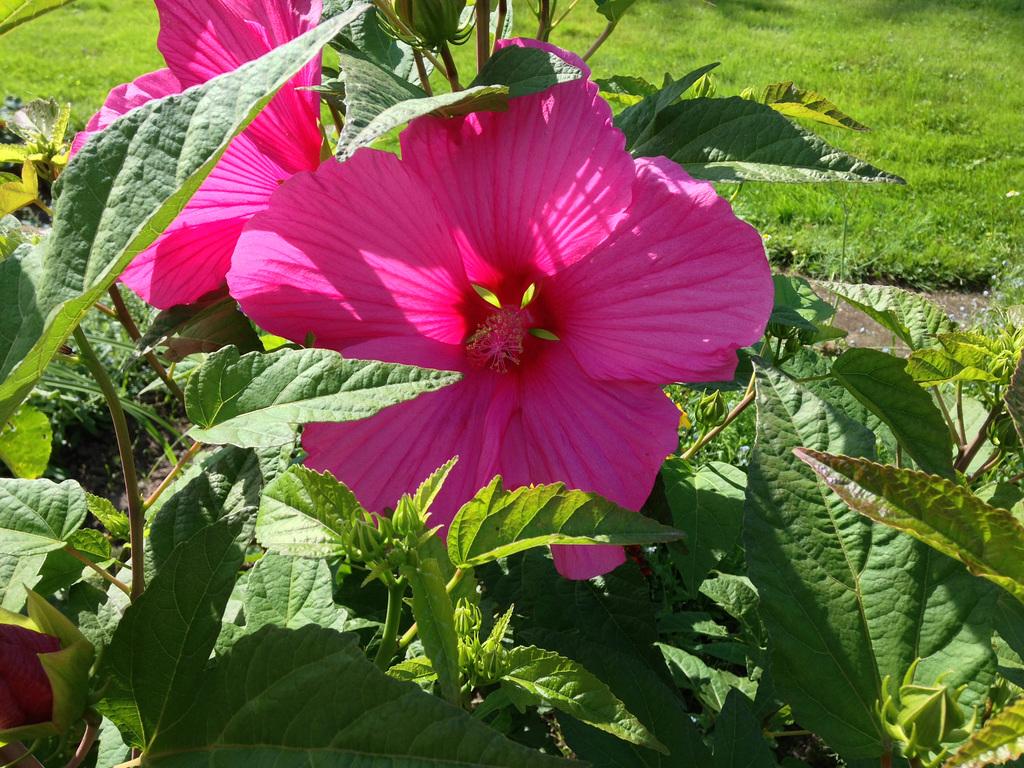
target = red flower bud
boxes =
[0,624,61,729]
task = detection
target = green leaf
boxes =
[0,403,51,478]
[906,349,998,386]
[483,551,712,766]
[145,625,570,767]
[448,477,684,568]
[412,457,457,520]
[502,645,667,753]
[761,81,870,131]
[622,96,904,184]
[699,573,767,649]
[256,464,363,557]
[823,282,954,350]
[146,446,264,581]
[243,552,351,632]
[831,348,954,479]
[661,459,745,599]
[712,690,777,768]
[1006,350,1024,444]
[470,44,584,99]
[66,528,111,564]
[323,0,421,83]
[0,551,46,609]
[0,11,362,428]
[794,448,1024,607]
[594,0,638,22]
[0,0,78,38]
[0,478,86,555]
[614,63,719,147]
[100,512,252,749]
[136,295,261,364]
[403,556,461,705]
[942,696,1024,768]
[185,346,461,447]
[657,643,756,713]
[86,493,129,540]
[770,274,835,330]
[744,361,996,760]
[387,656,437,682]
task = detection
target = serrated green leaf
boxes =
[906,349,998,386]
[185,346,460,447]
[387,656,437,681]
[146,446,264,581]
[823,282,954,350]
[0,143,31,163]
[770,274,835,330]
[243,552,350,632]
[594,0,638,22]
[745,362,996,760]
[614,63,719,148]
[502,645,667,753]
[0,0,77,37]
[470,44,583,99]
[795,448,1024,606]
[831,348,954,478]
[412,458,457,520]
[403,556,461,705]
[256,464,363,557]
[448,477,684,568]
[657,643,757,713]
[761,81,870,131]
[699,573,767,649]
[66,528,111,564]
[0,11,362,429]
[596,75,658,100]
[323,0,421,84]
[483,551,711,766]
[0,478,86,555]
[86,493,129,540]
[1006,350,1024,444]
[0,403,51,478]
[100,512,253,749]
[941,696,1024,768]
[713,689,777,768]
[661,459,745,599]
[621,96,903,184]
[145,625,570,767]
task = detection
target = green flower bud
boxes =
[988,414,1021,449]
[740,86,759,101]
[0,590,96,743]
[475,641,508,683]
[691,72,717,99]
[392,495,422,538]
[346,517,388,562]
[697,391,728,428]
[393,0,469,48]
[453,598,482,639]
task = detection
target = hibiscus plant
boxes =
[1,1,1023,767]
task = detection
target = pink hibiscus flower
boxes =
[72,0,324,309]
[227,40,773,580]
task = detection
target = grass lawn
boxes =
[2,0,1021,290]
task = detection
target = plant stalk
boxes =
[492,0,507,53]
[63,546,131,596]
[582,19,616,62]
[107,285,185,405]
[373,575,407,671]
[73,326,146,601]
[475,0,491,71]
[143,441,203,509]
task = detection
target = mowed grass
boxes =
[2,0,1021,289]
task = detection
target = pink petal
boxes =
[302,369,504,521]
[399,45,634,298]
[155,0,322,173]
[229,148,479,347]
[121,132,288,309]
[70,69,182,156]
[492,342,681,578]
[550,156,772,384]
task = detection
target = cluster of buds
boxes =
[766,321,821,356]
[387,0,471,50]
[454,599,511,687]
[877,659,977,767]
[0,591,96,742]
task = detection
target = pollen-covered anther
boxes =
[466,309,525,372]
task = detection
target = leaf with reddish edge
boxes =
[941,696,1024,768]
[794,448,1024,605]
[1004,350,1024,444]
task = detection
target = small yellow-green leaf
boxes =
[761,81,870,131]
[942,696,1024,768]
[0,404,51,478]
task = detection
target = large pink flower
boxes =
[228,40,773,580]
[72,0,323,309]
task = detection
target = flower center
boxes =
[466,309,525,373]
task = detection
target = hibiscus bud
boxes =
[475,640,508,682]
[392,0,469,48]
[691,73,717,99]
[0,591,95,742]
[392,496,422,539]
[346,517,389,562]
[697,391,728,428]
[453,598,482,639]
[988,415,1020,449]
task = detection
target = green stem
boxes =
[492,0,507,53]
[65,714,101,768]
[413,51,433,96]
[763,729,812,739]
[143,441,203,509]
[475,0,491,71]
[681,375,756,461]
[73,326,146,601]
[64,546,131,596]
[439,42,462,91]
[107,285,185,405]
[955,403,1002,474]
[550,0,580,29]
[582,19,616,61]
[373,575,408,671]
[0,742,44,768]
[536,0,550,40]
[932,385,962,447]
